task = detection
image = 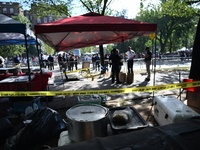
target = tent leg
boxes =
[24,34,32,91]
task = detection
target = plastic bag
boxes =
[112,110,129,123]
[112,107,132,124]
[0,118,13,145]
[5,107,67,150]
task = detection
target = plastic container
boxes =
[153,95,200,126]
[66,104,108,142]
[182,79,200,92]
[78,95,102,105]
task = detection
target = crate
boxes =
[78,95,101,105]
[153,95,200,126]
[13,97,40,113]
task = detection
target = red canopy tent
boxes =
[34,12,157,52]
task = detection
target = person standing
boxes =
[40,53,45,68]
[13,54,20,65]
[92,54,96,70]
[58,54,63,71]
[74,56,79,70]
[62,52,67,71]
[68,54,74,71]
[0,56,4,68]
[95,53,100,71]
[125,46,135,73]
[143,47,152,81]
[109,48,122,84]
[48,54,54,70]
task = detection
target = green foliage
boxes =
[106,44,114,54]
[28,45,38,56]
[80,46,96,54]
[22,0,72,18]
[0,14,31,58]
[41,41,55,55]
[136,1,197,53]
[12,14,31,28]
[0,45,26,58]
[159,0,199,17]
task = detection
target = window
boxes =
[37,18,41,24]
[10,8,14,13]
[3,8,7,13]
[49,16,52,22]
[44,17,48,23]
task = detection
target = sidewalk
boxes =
[48,67,189,101]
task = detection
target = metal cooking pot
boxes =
[66,104,108,142]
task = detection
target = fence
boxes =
[2,58,191,73]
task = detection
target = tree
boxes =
[137,1,196,53]
[0,14,33,57]
[158,0,200,79]
[12,14,31,28]
[41,42,55,55]
[22,0,72,18]
[0,45,25,58]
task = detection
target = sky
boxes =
[72,0,142,18]
[0,0,159,18]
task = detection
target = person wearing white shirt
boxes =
[125,46,135,73]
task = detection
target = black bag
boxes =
[5,107,67,150]
[119,62,123,66]
[0,118,13,145]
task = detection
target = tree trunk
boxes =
[189,17,200,80]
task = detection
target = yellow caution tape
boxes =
[65,68,94,81]
[12,63,21,68]
[0,81,200,97]
[65,68,89,74]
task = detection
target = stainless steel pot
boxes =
[66,104,108,142]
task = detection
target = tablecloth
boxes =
[0,72,52,91]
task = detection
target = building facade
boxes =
[0,1,24,17]
[0,1,58,30]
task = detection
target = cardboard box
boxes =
[78,95,101,105]
[187,91,200,109]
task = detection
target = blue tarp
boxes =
[0,14,37,45]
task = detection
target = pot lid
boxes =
[66,104,108,122]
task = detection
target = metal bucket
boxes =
[66,104,108,142]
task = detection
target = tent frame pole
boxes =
[24,33,32,91]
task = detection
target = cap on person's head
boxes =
[128,46,131,49]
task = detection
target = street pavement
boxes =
[48,63,189,101]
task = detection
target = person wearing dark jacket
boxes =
[109,48,122,84]
[47,54,54,70]
[143,47,152,82]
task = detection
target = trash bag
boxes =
[0,118,13,145]
[5,107,67,150]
